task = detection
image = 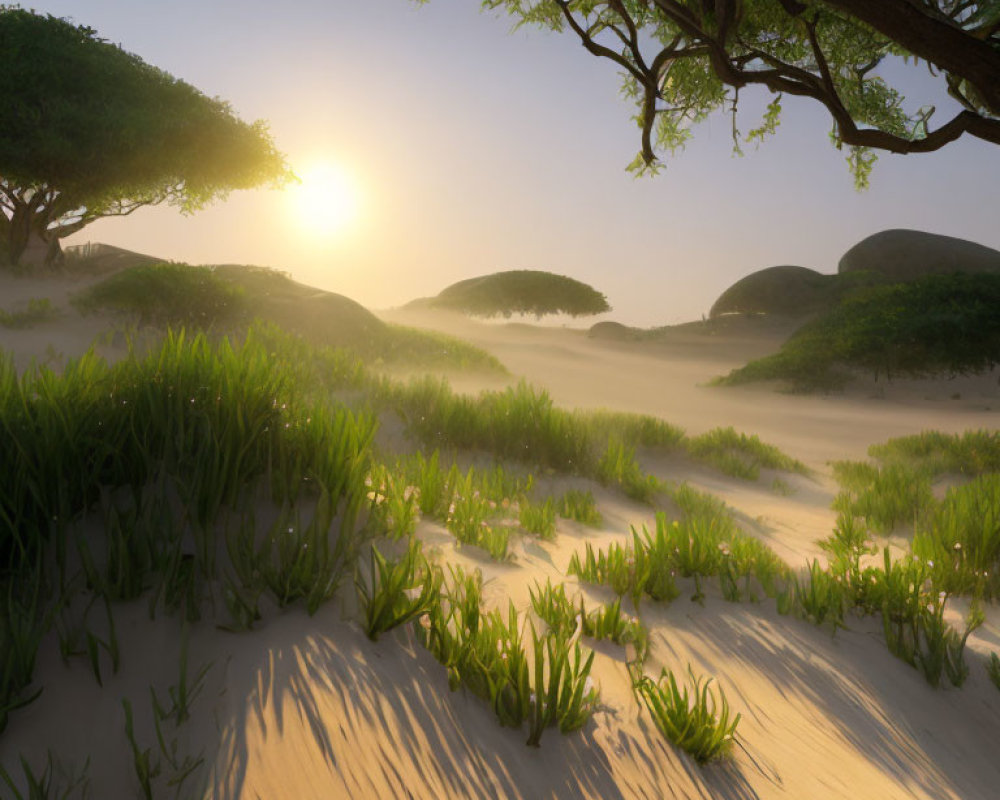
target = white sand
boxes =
[2,282,1000,798]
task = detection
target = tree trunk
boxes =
[4,204,33,270]
[1,201,68,271]
[44,235,64,267]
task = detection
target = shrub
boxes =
[718,273,1000,389]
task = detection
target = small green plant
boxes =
[416,572,598,746]
[556,489,602,526]
[832,461,933,533]
[569,512,788,608]
[0,751,90,800]
[156,624,210,724]
[633,665,741,763]
[83,597,120,688]
[356,538,443,641]
[531,582,647,655]
[122,698,159,800]
[0,297,57,329]
[795,559,846,630]
[526,624,599,746]
[519,497,556,539]
[913,474,1000,598]
[407,450,460,517]
[568,540,648,603]
[596,440,661,503]
[987,652,1000,691]
[250,489,359,614]
[446,472,511,560]
[0,568,46,734]
[365,465,420,539]
[818,514,877,609]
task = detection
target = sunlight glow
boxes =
[287,161,360,238]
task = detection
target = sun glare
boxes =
[287,161,359,238]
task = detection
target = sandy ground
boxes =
[2,279,1000,799]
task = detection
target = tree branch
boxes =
[816,0,1000,112]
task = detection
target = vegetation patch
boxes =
[73,263,248,328]
[0,298,57,329]
[686,426,809,480]
[831,460,934,534]
[76,263,507,373]
[868,430,1000,477]
[717,274,1000,389]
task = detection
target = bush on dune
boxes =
[425,270,611,319]
[717,274,1000,389]
[73,263,248,328]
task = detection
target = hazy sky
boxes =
[33,0,1000,326]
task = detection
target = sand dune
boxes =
[2,277,1000,799]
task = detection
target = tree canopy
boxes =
[424,269,612,318]
[0,7,292,268]
[466,0,1000,186]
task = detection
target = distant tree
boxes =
[0,7,292,269]
[428,269,612,318]
[450,1,1000,187]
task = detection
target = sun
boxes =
[287,161,359,238]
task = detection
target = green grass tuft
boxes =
[632,665,741,763]
[687,426,808,480]
[0,298,56,329]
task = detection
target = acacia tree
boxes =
[461,0,1000,186]
[0,8,292,269]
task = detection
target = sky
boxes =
[29,0,1000,326]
